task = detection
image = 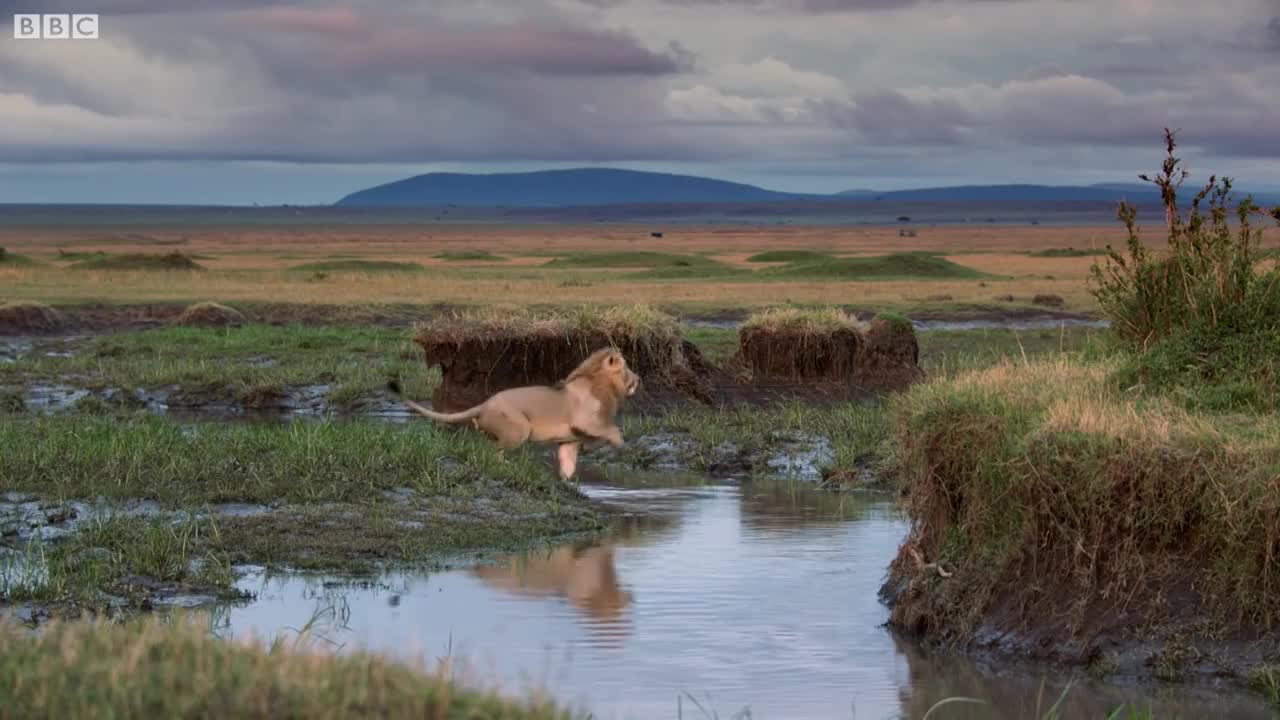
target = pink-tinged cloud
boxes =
[237,6,364,35]
[230,7,686,76]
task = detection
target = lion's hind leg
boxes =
[481,407,532,452]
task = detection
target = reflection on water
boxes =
[211,477,1276,720]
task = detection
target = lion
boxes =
[393,347,640,480]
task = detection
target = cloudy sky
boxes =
[1,0,1278,204]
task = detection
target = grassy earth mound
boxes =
[0,302,64,334]
[765,252,993,280]
[734,308,863,382]
[70,252,205,271]
[175,301,247,328]
[882,358,1280,679]
[884,130,1280,685]
[413,304,711,412]
[731,308,923,392]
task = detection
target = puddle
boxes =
[205,478,1275,719]
[0,339,33,364]
[765,432,834,481]
[0,496,274,545]
[22,384,91,412]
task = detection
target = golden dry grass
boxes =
[8,222,1263,311]
[0,266,1095,311]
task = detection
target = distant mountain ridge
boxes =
[336,168,821,207]
[336,168,1277,208]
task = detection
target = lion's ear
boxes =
[606,353,620,366]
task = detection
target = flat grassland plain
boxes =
[4,206,1280,718]
[0,219,1197,312]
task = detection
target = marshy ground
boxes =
[3,208,1280,718]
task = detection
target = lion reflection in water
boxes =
[471,542,633,647]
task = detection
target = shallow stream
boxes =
[210,476,1275,719]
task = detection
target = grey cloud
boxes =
[582,0,1020,11]
[0,0,278,15]
[225,7,688,77]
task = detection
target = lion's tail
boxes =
[387,379,482,424]
[403,399,482,424]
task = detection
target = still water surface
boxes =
[214,477,1276,719]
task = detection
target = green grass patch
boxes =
[917,326,1104,377]
[0,416,604,577]
[69,252,204,271]
[0,324,437,410]
[55,250,112,262]
[1030,247,1107,257]
[434,250,506,262]
[765,252,994,280]
[288,260,424,273]
[2,515,235,606]
[0,416,578,506]
[0,615,581,719]
[543,251,719,269]
[625,263,746,280]
[0,247,38,266]
[685,327,737,364]
[745,250,833,263]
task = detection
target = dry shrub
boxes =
[1032,293,1065,308]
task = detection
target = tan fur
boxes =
[399,347,640,480]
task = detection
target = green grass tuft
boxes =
[745,250,833,263]
[741,307,862,333]
[0,248,39,266]
[414,303,683,346]
[1030,247,1108,257]
[434,250,507,262]
[543,251,719,269]
[288,260,425,273]
[765,252,994,280]
[70,252,204,271]
[0,615,583,719]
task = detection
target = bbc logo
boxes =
[13,14,99,40]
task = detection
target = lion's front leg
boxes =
[572,420,625,448]
[557,442,580,481]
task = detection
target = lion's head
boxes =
[564,347,640,401]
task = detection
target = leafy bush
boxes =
[1090,129,1280,347]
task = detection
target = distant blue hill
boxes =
[336,168,819,207]
[837,184,1158,202]
[335,168,1278,208]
